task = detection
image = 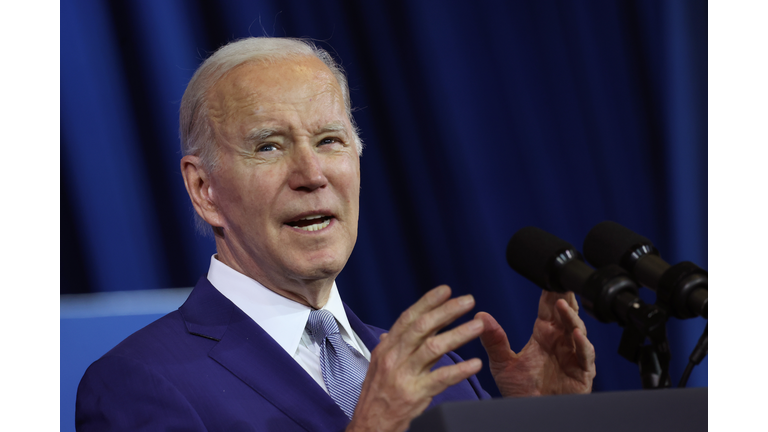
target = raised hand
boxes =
[346,285,484,432]
[477,291,595,398]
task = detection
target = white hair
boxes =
[179,37,363,236]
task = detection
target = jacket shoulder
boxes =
[76,336,208,431]
[99,310,205,363]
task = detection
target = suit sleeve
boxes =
[76,355,208,431]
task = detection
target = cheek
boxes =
[213,169,269,219]
[336,161,361,221]
[212,173,244,207]
[329,156,361,196]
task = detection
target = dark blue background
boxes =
[61,0,707,399]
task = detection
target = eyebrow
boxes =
[317,123,348,136]
[244,123,349,141]
[245,128,281,141]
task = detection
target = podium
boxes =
[410,387,707,432]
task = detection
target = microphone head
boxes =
[506,226,580,292]
[583,221,656,269]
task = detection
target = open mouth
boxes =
[285,214,333,232]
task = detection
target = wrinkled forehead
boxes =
[207,57,347,127]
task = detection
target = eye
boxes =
[319,137,341,146]
[257,143,278,152]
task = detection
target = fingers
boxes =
[412,318,484,371]
[562,292,579,311]
[371,284,482,376]
[422,357,482,395]
[476,312,515,364]
[350,286,483,432]
[404,295,477,346]
[389,285,483,370]
[538,291,579,321]
[389,285,452,336]
[537,291,560,320]
[388,286,477,352]
[554,298,587,338]
[554,299,595,376]
[572,327,596,373]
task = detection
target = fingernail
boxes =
[432,285,449,300]
[459,294,474,306]
[468,319,483,332]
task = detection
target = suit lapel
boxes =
[180,278,350,432]
[344,303,386,352]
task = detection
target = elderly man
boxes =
[76,37,595,432]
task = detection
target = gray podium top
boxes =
[411,387,707,432]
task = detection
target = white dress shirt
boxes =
[206,255,372,393]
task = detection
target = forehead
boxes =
[207,56,346,129]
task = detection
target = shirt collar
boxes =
[206,255,362,356]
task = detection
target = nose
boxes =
[288,145,328,192]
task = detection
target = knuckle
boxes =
[370,345,385,361]
[413,316,431,334]
[394,370,411,389]
[381,351,399,371]
[399,309,414,324]
[399,386,419,406]
[433,367,454,386]
[424,337,443,357]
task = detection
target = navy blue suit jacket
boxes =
[76,277,490,431]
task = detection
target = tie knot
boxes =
[307,309,340,339]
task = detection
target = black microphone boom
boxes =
[582,221,708,320]
[507,226,654,326]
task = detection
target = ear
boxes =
[180,155,225,229]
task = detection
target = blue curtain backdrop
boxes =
[61,0,707,394]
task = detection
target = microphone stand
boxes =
[614,292,671,389]
[556,260,673,389]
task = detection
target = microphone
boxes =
[582,221,708,319]
[506,226,661,327]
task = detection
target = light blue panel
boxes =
[61,314,164,432]
[60,288,191,432]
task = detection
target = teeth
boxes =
[298,218,331,232]
[300,215,324,221]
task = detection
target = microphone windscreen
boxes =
[583,221,654,268]
[506,226,575,290]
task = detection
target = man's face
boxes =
[204,56,360,298]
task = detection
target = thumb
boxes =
[476,312,515,363]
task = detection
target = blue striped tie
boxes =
[306,309,369,419]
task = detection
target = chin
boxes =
[291,251,349,280]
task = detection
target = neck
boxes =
[214,245,334,310]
